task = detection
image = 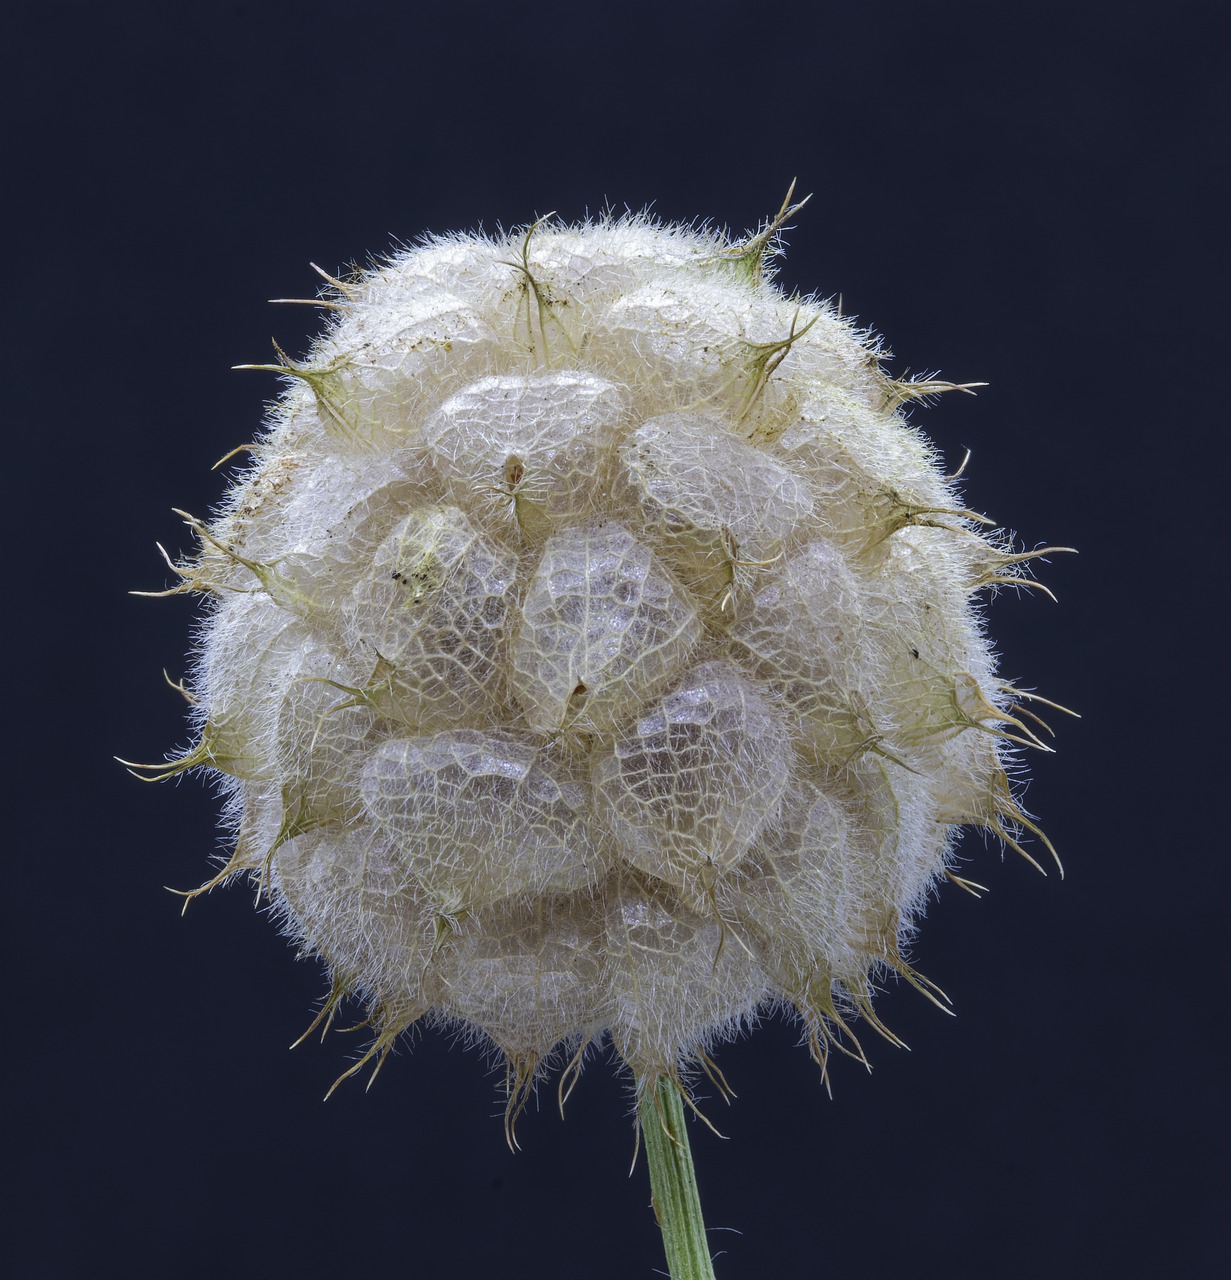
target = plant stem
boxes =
[638,1076,716,1280]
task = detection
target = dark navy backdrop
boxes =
[7,3,1226,1276]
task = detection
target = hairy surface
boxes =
[137,203,1063,1114]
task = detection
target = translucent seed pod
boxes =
[617,412,814,614]
[345,504,519,730]
[603,875,769,1077]
[191,594,320,781]
[773,395,956,557]
[422,371,631,538]
[593,661,791,907]
[273,825,442,1030]
[511,522,701,734]
[360,730,609,918]
[730,537,882,764]
[717,781,861,985]
[274,644,378,829]
[439,893,608,1061]
[301,295,503,448]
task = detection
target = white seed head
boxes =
[136,199,1066,1117]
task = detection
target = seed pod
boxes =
[133,202,1066,1119]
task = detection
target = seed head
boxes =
[130,195,1069,1128]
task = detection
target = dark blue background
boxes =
[7,2,1226,1276]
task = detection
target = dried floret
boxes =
[131,205,1066,1134]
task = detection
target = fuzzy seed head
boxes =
[140,203,1065,1110]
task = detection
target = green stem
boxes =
[637,1076,716,1280]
